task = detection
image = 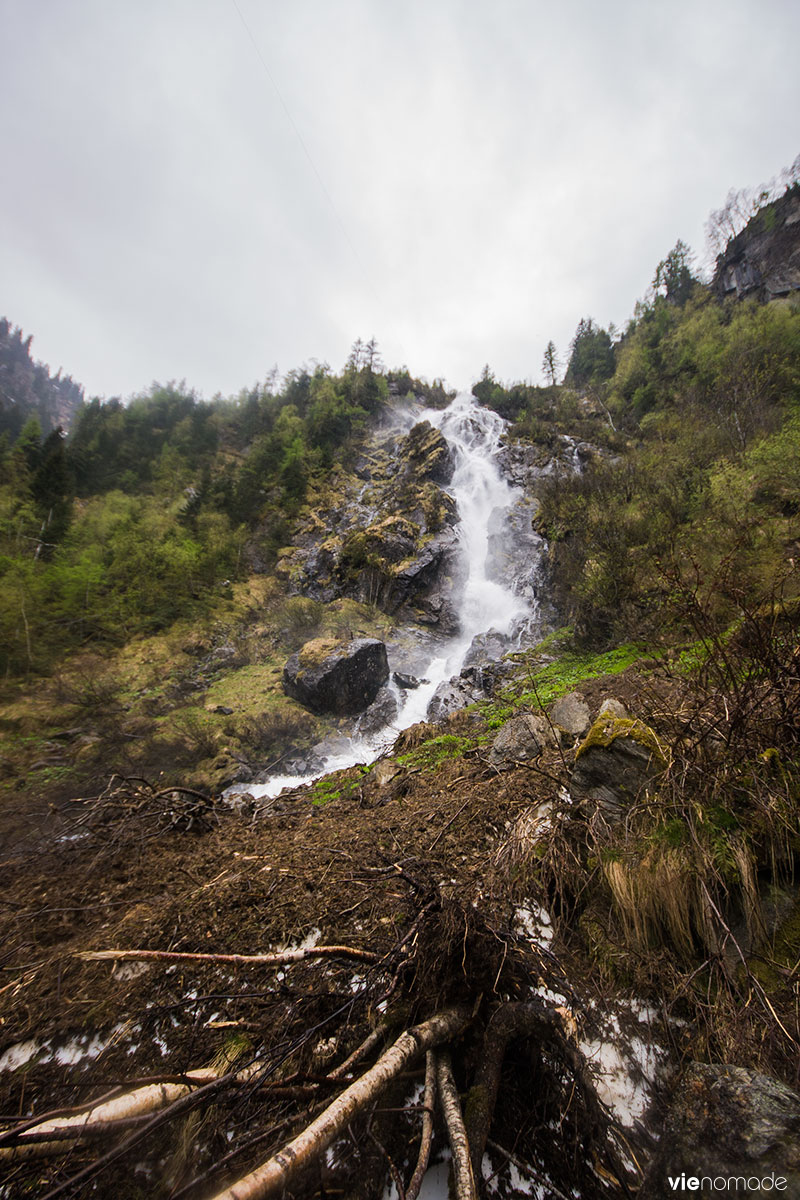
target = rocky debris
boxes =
[550,691,591,736]
[282,637,389,716]
[427,666,490,723]
[570,714,667,820]
[400,420,455,483]
[598,697,628,720]
[488,714,557,770]
[354,685,399,735]
[644,1064,800,1197]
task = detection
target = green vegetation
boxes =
[0,341,444,676]
[477,634,643,732]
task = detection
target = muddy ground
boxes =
[0,668,675,1199]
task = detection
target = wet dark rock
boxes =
[355,685,399,735]
[714,185,800,302]
[283,637,389,716]
[462,630,513,669]
[488,714,557,769]
[486,495,545,603]
[380,529,460,614]
[427,666,489,722]
[393,671,423,689]
[401,420,455,484]
[644,1063,800,1197]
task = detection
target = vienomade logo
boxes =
[667,1175,789,1192]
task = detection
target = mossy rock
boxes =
[297,637,343,670]
[576,715,668,766]
[400,420,454,484]
[571,715,668,817]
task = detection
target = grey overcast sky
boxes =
[2,0,799,399]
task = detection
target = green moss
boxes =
[297,637,342,669]
[396,733,474,772]
[576,715,668,765]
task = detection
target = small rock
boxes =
[393,671,422,689]
[550,691,591,736]
[488,714,557,770]
[371,759,402,788]
[597,697,628,720]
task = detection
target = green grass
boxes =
[478,632,644,733]
[396,733,474,772]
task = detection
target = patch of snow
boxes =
[0,1039,43,1072]
[112,960,151,982]
[514,902,553,947]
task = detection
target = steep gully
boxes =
[249,392,546,800]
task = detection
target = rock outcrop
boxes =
[283,637,389,716]
[645,1064,800,1197]
[400,419,455,483]
[714,183,800,301]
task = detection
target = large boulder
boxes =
[644,1064,800,1197]
[283,637,389,716]
[570,714,667,819]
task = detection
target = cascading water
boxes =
[247,392,534,800]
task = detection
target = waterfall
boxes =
[247,392,533,800]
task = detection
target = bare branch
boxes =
[78,944,378,968]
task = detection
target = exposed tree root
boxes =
[405,1050,436,1200]
[209,1007,469,1200]
[436,1050,478,1199]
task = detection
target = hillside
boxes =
[1,181,799,1197]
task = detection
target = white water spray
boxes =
[248,393,532,799]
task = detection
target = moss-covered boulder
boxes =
[282,637,389,716]
[571,714,667,818]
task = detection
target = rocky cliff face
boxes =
[276,412,462,629]
[714,184,800,301]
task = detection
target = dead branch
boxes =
[328,1022,388,1080]
[209,1006,469,1200]
[1,1063,261,1161]
[78,944,378,968]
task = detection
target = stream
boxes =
[246,392,540,801]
